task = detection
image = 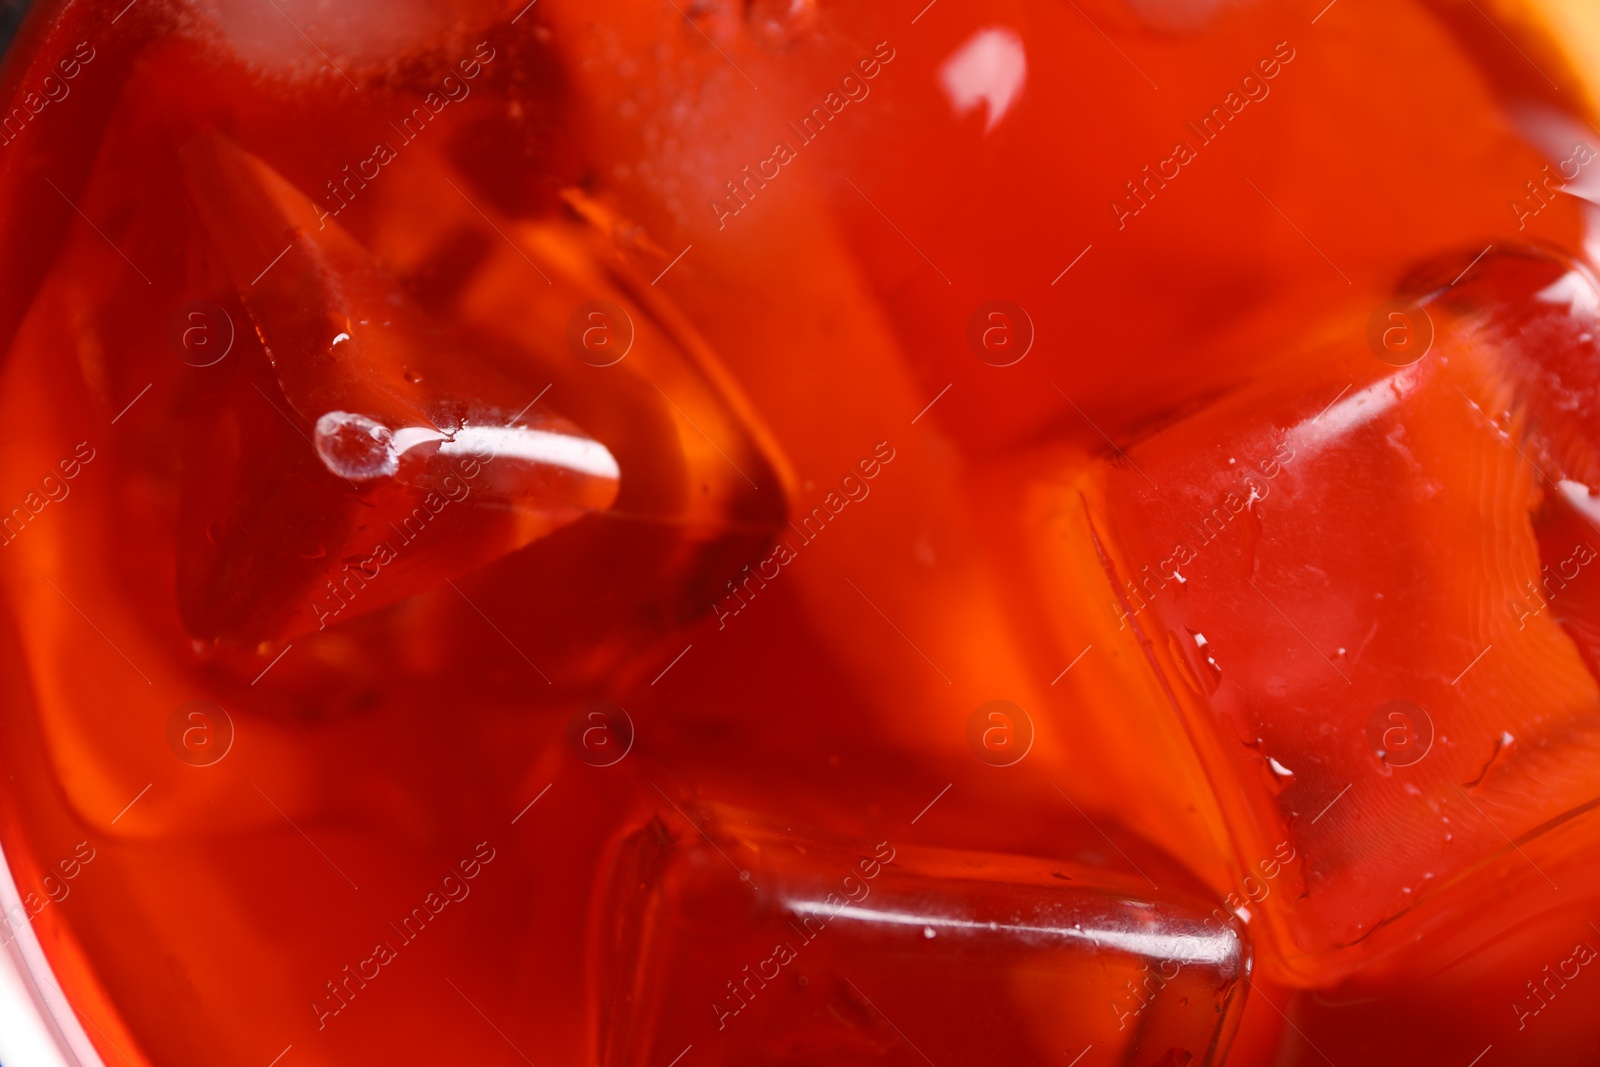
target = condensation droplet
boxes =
[1258,747,1294,796]
[1192,630,1223,686]
[746,0,816,51]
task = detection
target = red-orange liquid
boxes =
[1,0,1598,1064]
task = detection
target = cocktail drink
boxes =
[0,1,1598,1064]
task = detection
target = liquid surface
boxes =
[0,1,1598,1065]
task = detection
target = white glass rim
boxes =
[0,836,104,1067]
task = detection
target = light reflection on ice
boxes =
[785,898,1236,965]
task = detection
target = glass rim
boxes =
[0,835,103,1067]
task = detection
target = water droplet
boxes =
[314,411,397,480]
[1257,747,1294,795]
[1167,627,1218,697]
[746,0,817,50]
[1191,630,1223,686]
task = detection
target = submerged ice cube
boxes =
[1078,246,1600,981]
[176,131,622,642]
[594,800,1250,1067]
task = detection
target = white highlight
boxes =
[442,426,620,481]
[787,899,1236,965]
[939,27,1027,134]
[1536,272,1600,317]
[0,838,100,1067]
[315,412,620,484]
[1513,107,1600,206]
[1559,479,1600,524]
[1292,366,1421,458]
[390,425,445,453]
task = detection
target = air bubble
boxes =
[314,411,397,480]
